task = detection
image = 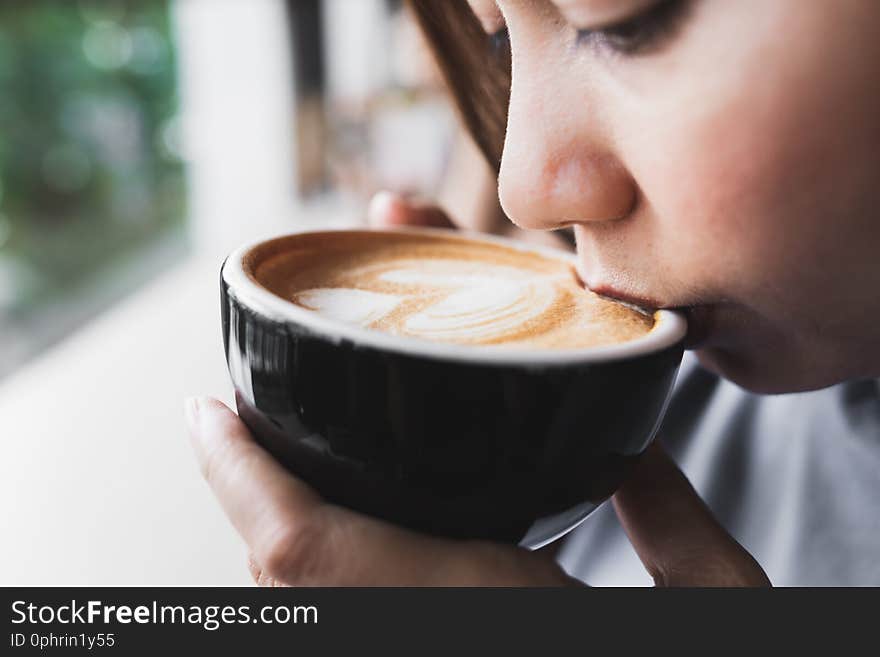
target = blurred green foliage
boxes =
[0,0,186,312]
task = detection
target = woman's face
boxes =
[466,0,880,393]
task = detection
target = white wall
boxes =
[174,0,300,261]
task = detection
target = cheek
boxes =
[621,121,786,307]
[624,11,879,322]
[588,0,880,390]
[666,115,810,301]
[638,122,841,342]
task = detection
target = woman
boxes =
[184,0,880,585]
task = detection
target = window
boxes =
[0,0,186,378]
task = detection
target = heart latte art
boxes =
[246,231,654,350]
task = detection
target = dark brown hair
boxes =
[408,1,511,173]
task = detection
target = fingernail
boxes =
[367,191,402,223]
[184,397,201,434]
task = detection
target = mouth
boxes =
[588,283,712,350]
[588,283,661,315]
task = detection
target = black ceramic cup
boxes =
[220,228,687,548]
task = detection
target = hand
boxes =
[185,397,768,586]
[612,446,770,587]
[367,190,459,230]
[187,193,770,587]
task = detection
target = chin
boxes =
[695,348,788,394]
[694,346,860,395]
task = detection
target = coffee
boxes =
[245,231,653,350]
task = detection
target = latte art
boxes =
[247,231,654,349]
[296,288,401,326]
[297,260,563,344]
[401,276,554,343]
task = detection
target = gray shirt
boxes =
[557,354,880,586]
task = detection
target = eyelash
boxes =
[490,0,690,57]
[575,0,689,55]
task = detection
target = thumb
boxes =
[612,443,771,587]
[367,191,456,230]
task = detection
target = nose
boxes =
[498,68,637,231]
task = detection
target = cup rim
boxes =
[222,227,688,366]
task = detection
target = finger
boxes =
[295,509,576,586]
[185,397,328,580]
[248,553,284,588]
[185,397,570,586]
[612,444,770,587]
[367,191,456,229]
[534,538,565,559]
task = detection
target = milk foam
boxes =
[379,261,535,287]
[402,279,555,342]
[253,232,655,349]
[296,288,401,326]
[295,261,564,344]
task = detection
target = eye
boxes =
[574,0,691,55]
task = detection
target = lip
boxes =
[587,283,662,315]
[588,283,713,350]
